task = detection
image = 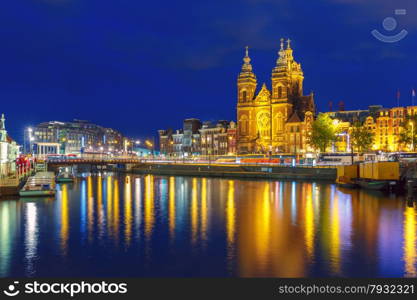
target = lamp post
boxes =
[145,140,154,159]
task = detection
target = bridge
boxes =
[46,158,141,166]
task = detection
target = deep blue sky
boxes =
[1,0,417,142]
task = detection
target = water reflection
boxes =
[25,202,38,276]
[0,173,416,277]
[404,206,417,277]
[60,185,69,255]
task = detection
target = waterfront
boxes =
[0,173,416,277]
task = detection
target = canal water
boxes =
[0,173,416,277]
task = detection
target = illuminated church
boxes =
[237,39,315,154]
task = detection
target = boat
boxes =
[354,178,397,191]
[56,171,75,183]
[19,172,56,197]
[336,176,358,188]
[336,165,359,188]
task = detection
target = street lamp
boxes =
[145,140,154,158]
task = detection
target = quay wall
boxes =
[121,163,337,181]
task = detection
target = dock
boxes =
[19,171,56,197]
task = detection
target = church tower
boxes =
[271,38,304,101]
[237,47,257,153]
[236,40,315,154]
[237,46,257,103]
[0,113,7,142]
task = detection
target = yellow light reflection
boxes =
[134,178,142,235]
[403,206,416,277]
[87,176,94,241]
[304,184,314,260]
[107,176,113,235]
[191,178,199,244]
[201,178,208,242]
[169,177,176,238]
[226,180,235,246]
[144,175,154,240]
[113,178,120,242]
[330,194,341,275]
[124,176,132,246]
[61,184,69,254]
[97,174,103,237]
[256,183,271,261]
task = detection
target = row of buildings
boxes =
[327,105,417,153]
[22,119,161,157]
[24,119,128,156]
[159,39,417,156]
[159,119,237,157]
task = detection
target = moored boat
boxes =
[19,172,56,197]
[354,178,397,191]
[56,171,75,183]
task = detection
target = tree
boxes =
[350,121,374,153]
[308,113,338,152]
[399,115,417,151]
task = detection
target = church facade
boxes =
[237,39,315,154]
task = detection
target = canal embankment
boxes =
[120,163,337,181]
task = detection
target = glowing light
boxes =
[124,176,132,246]
[304,184,315,260]
[106,176,113,235]
[60,184,69,255]
[24,202,38,276]
[97,175,104,238]
[144,175,154,240]
[201,178,208,242]
[169,177,176,238]
[226,180,235,246]
[87,176,94,242]
[113,179,120,242]
[329,193,341,275]
[191,178,198,244]
[403,206,416,277]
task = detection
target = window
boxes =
[278,86,282,98]
[242,90,247,102]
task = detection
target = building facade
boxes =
[158,119,237,157]
[325,105,417,152]
[236,39,315,154]
[26,119,125,155]
[200,120,231,156]
[0,114,19,177]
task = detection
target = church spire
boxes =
[237,46,257,104]
[0,114,5,130]
[0,113,6,142]
[286,38,291,49]
[241,46,253,72]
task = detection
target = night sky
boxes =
[1,0,417,143]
